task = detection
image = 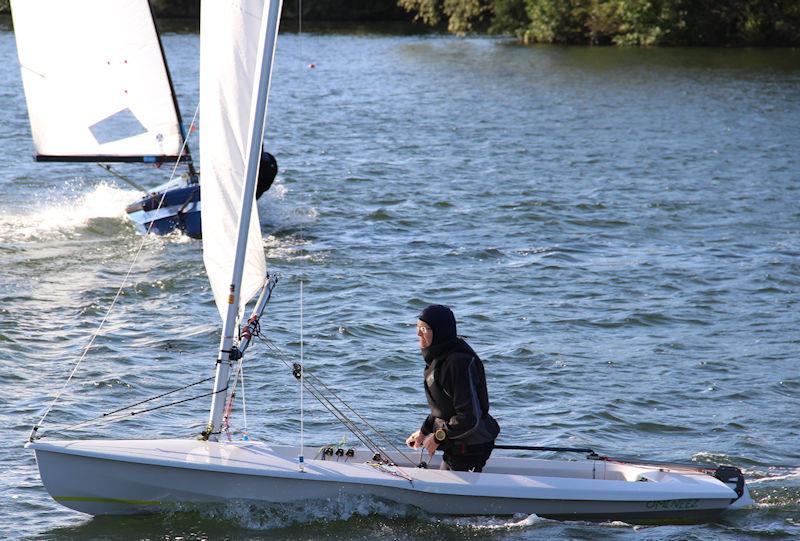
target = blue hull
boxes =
[123,151,276,239]
[125,184,202,239]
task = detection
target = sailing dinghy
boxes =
[25,0,752,523]
[11,0,201,237]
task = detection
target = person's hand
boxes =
[406,430,425,448]
[422,433,439,456]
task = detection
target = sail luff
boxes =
[204,0,282,440]
[200,0,270,322]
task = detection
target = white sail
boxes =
[200,0,268,320]
[11,0,185,162]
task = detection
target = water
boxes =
[1,18,798,540]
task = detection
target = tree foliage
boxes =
[398,0,493,34]
[401,0,800,45]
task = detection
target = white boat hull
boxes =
[28,439,750,522]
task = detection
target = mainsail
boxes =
[11,0,187,163]
[200,0,268,319]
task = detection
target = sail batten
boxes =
[11,0,186,161]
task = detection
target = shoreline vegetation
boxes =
[399,0,800,46]
[0,0,797,46]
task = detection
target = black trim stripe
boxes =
[35,154,188,164]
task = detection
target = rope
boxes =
[29,106,202,442]
[219,276,278,440]
[221,359,242,438]
[239,364,249,439]
[369,462,415,484]
[259,341,375,447]
[291,363,383,458]
[38,380,223,439]
[255,335,418,467]
[102,376,215,418]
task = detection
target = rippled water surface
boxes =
[0,19,798,541]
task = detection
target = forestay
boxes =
[200,0,268,320]
[11,0,185,162]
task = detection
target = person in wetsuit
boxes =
[256,150,278,200]
[405,304,500,472]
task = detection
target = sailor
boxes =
[256,150,278,200]
[406,305,500,472]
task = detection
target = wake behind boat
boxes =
[23,0,753,525]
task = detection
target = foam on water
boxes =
[266,178,288,200]
[160,228,197,245]
[746,467,800,485]
[0,182,138,242]
[444,512,548,530]
[162,499,555,536]
[180,495,422,530]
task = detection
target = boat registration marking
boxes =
[645,498,700,510]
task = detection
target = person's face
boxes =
[417,320,433,348]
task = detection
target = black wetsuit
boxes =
[418,305,500,472]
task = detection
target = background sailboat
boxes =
[11,0,277,239]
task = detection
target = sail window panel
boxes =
[11,0,184,160]
[89,109,148,146]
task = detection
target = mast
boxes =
[204,0,282,441]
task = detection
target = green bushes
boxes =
[401,0,800,45]
[398,0,492,33]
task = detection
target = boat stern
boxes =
[125,184,201,238]
[713,465,754,510]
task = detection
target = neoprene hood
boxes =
[418,304,457,346]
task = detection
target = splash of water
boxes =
[266,178,287,200]
[0,182,138,242]
[178,495,423,530]
[171,497,555,534]
[445,512,548,530]
[746,467,800,485]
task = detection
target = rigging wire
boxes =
[221,275,278,439]
[38,376,219,439]
[102,375,215,418]
[299,280,305,470]
[297,0,306,471]
[217,305,394,461]
[29,105,201,442]
[255,334,418,466]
